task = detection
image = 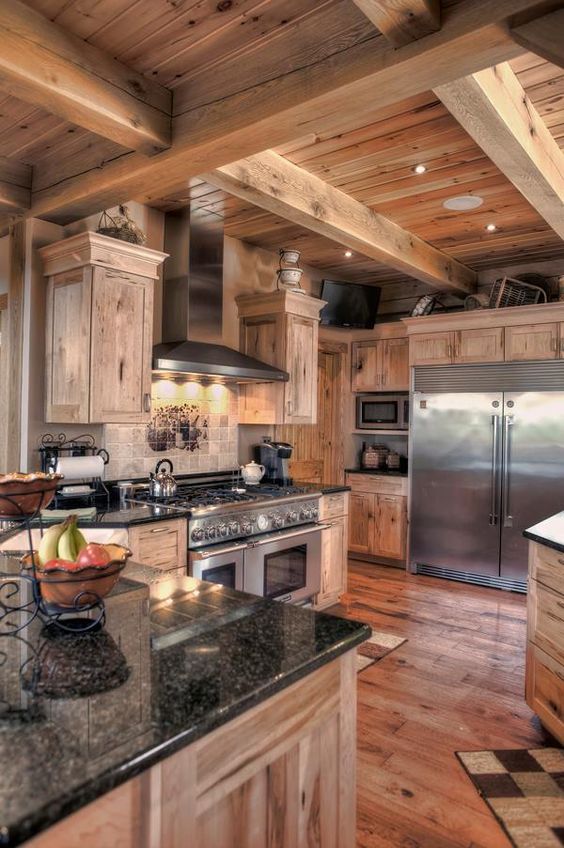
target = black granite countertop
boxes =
[0,558,369,846]
[524,511,564,554]
[345,468,408,478]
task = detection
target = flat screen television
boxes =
[319,279,381,329]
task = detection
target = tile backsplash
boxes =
[103,378,238,481]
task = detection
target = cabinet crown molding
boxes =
[39,231,168,279]
[236,289,326,321]
[401,302,564,334]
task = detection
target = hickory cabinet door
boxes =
[89,267,153,423]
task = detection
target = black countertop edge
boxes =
[345,468,408,478]
[6,618,370,847]
[523,512,564,555]
[319,485,351,494]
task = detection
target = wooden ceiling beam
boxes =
[0,0,171,154]
[26,0,548,223]
[435,62,564,240]
[351,0,441,46]
[511,9,564,69]
[0,157,31,211]
[202,151,476,295]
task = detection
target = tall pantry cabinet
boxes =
[40,232,167,424]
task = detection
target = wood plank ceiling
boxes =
[2,0,564,314]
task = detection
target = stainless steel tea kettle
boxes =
[149,458,177,498]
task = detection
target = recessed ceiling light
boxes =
[413,164,427,174]
[443,195,484,211]
[344,250,353,258]
[485,223,497,232]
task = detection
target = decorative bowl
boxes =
[279,248,301,265]
[22,545,132,608]
[0,473,63,517]
[277,267,303,286]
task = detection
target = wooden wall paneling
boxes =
[435,62,564,240]
[352,0,440,47]
[25,0,536,223]
[0,0,172,153]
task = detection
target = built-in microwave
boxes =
[356,393,409,431]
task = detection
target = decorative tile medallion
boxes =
[147,402,208,453]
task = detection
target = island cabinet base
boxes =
[25,652,357,848]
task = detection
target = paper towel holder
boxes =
[38,433,110,510]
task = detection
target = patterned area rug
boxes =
[457,748,564,847]
[356,630,407,672]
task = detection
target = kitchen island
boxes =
[523,515,564,744]
[0,556,369,847]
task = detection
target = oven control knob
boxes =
[256,514,269,532]
[191,527,204,542]
[301,508,312,520]
[229,521,240,535]
[241,521,253,535]
[287,511,298,523]
[272,514,284,529]
[207,526,216,539]
[311,507,319,520]
[218,523,228,537]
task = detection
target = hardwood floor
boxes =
[334,561,551,848]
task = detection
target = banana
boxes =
[72,522,88,555]
[58,522,78,561]
[37,520,68,567]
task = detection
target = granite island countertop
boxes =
[0,557,369,847]
[524,511,564,554]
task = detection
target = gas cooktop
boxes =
[129,482,311,511]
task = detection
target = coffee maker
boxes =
[255,438,293,485]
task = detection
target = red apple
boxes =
[43,558,76,571]
[76,543,111,569]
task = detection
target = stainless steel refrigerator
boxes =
[410,362,564,591]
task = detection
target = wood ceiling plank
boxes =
[351,0,441,47]
[27,0,546,223]
[0,156,31,210]
[0,0,172,154]
[511,9,564,70]
[435,62,564,240]
[204,150,476,295]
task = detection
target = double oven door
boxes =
[189,525,323,604]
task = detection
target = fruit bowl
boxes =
[22,545,132,609]
[0,472,63,517]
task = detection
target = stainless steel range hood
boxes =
[154,202,288,384]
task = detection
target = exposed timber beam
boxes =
[511,9,564,69]
[0,0,171,154]
[0,158,31,211]
[202,151,476,295]
[26,0,549,224]
[435,62,564,240]
[351,0,441,46]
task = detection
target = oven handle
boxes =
[190,541,248,560]
[248,523,331,548]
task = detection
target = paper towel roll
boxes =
[55,455,105,480]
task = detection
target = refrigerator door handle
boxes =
[489,414,500,526]
[502,414,514,528]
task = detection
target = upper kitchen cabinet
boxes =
[237,291,325,425]
[352,337,409,392]
[40,232,167,424]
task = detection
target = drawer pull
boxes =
[149,526,173,534]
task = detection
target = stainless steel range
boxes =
[129,479,323,604]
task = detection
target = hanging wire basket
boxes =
[96,205,146,245]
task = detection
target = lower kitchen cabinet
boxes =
[526,540,564,743]
[346,474,408,564]
[315,492,349,609]
[127,519,187,573]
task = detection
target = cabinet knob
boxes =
[143,393,151,412]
